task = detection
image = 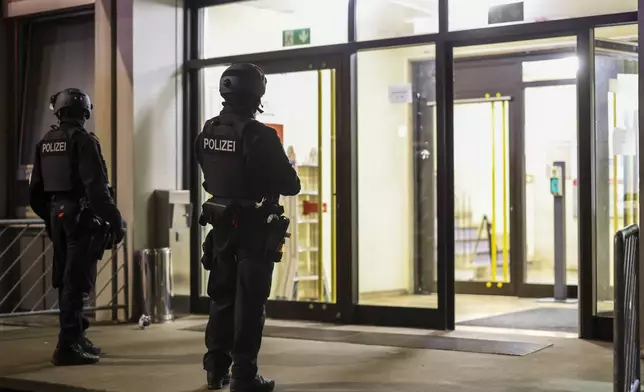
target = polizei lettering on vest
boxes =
[204,138,236,152]
[42,141,67,153]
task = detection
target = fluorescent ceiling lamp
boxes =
[390,0,434,14]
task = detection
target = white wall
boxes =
[203,0,347,58]
[354,0,636,39]
[357,47,417,294]
[132,0,183,250]
[449,0,636,30]
[524,85,579,277]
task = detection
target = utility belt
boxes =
[199,196,290,267]
[51,194,114,261]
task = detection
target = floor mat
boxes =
[458,307,578,333]
[181,324,552,357]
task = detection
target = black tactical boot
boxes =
[207,371,232,390]
[230,375,275,392]
[51,343,100,366]
[81,336,102,356]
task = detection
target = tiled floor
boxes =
[0,317,619,392]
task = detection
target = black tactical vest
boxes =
[200,114,251,200]
[39,125,78,193]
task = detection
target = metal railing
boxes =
[0,219,129,323]
[613,224,640,392]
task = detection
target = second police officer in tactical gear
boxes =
[196,63,301,392]
[29,88,125,366]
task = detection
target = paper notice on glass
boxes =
[388,84,413,104]
[613,127,637,156]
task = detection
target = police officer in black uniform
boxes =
[29,88,125,366]
[196,63,301,392]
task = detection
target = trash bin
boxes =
[134,248,174,324]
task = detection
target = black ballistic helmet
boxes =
[219,63,267,100]
[49,88,93,120]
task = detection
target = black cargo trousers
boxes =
[203,208,275,380]
[49,197,98,348]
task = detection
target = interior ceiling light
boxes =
[389,0,434,14]
[246,0,296,13]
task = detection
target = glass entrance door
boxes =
[592,25,639,320]
[450,38,584,333]
[352,45,448,330]
[260,69,337,305]
[196,57,340,320]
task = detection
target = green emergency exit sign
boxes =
[283,28,311,47]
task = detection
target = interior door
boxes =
[452,94,514,295]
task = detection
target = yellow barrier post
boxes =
[499,93,509,284]
[488,93,497,283]
[317,70,324,302]
[330,69,337,303]
[612,92,619,233]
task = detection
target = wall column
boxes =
[95,0,134,321]
[0,13,8,218]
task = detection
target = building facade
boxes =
[0,0,642,341]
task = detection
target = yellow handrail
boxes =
[330,69,337,303]
[499,93,509,283]
[626,156,631,225]
[612,92,618,233]
[488,93,497,283]
[317,70,324,302]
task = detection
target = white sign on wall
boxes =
[260,99,275,117]
[388,84,413,104]
[613,127,637,156]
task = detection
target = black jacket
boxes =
[29,121,122,229]
[195,107,301,200]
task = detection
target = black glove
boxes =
[111,219,125,246]
[201,229,217,271]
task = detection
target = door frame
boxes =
[450,52,580,300]
[189,52,353,323]
[442,28,610,339]
[410,49,581,299]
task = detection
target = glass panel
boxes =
[449,0,636,31]
[356,0,438,41]
[524,85,579,285]
[454,100,510,284]
[199,66,338,303]
[264,70,337,303]
[202,0,348,59]
[357,44,438,309]
[594,24,639,317]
